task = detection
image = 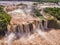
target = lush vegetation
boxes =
[33,0,59,3]
[33,9,45,20]
[43,7,60,29]
[33,9,44,19]
[0,5,11,36]
[34,9,42,16]
[33,7,60,29]
[44,7,60,20]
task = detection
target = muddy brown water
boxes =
[0,29,60,45]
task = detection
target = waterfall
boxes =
[6,33,15,45]
[5,18,48,45]
[7,20,48,36]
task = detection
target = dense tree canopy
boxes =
[0,5,11,36]
[44,7,60,20]
[0,0,59,3]
[34,9,42,17]
[33,0,59,3]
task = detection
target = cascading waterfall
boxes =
[3,7,48,45]
[4,19,48,45]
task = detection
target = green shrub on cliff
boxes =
[34,9,42,16]
[0,5,11,36]
[44,7,60,20]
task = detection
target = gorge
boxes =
[0,4,48,45]
[0,2,60,45]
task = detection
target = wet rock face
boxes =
[29,23,33,33]
[7,16,48,35]
[7,20,40,34]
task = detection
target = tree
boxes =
[0,5,11,36]
[34,9,42,17]
[33,0,59,3]
[44,7,60,20]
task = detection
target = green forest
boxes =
[0,0,59,3]
[44,7,60,20]
[0,5,11,36]
[43,7,60,28]
[33,0,59,3]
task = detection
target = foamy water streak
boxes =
[6,33,15,45]
[36,29,47,39]
[36,29,55,45]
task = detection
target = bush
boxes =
[44,7,60,20]
[33,0,59,3]
[34,9,42,17]
[0,5,11,36]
